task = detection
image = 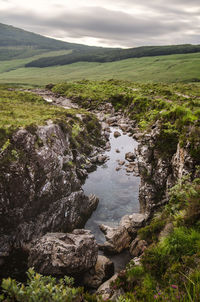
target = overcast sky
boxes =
[0,0,200,48]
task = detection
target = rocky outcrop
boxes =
[0,119,102,264]
[136,122,195,214]
[99,214,147,254]
[28,230,98,276]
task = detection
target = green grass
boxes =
[0,50,72,74]
[0,87,92,150]
[0,52,200,85]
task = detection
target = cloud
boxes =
[0,0,200,47]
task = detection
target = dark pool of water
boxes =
[83,127,140,244]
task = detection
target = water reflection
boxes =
[83,127,140,243]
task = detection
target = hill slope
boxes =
[0,23,99,60]
[0,52,200,85]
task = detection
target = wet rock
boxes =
[129,237,147,257]
[114,131,121,138]
[126,164,135,173]
[83,255,114,289]
[28,230,98,276]
[97,154,108,163]
[99,224,131,254]
[125,152,136,162]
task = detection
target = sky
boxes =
[0,0,200,48]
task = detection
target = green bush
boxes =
[0,268,83,302]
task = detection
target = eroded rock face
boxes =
[28,230,98,276]
[0,122,100,262]
[136,122,195,214]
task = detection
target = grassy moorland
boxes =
[0,86,101,160]
[53,79,200,157]
[0,52,200,85]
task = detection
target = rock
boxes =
[0,122,102,261]
[83,255,114,289]
[125,152,136,162]
[118,160,125,166]
[120,213,146,235]
[105,142,111,150]
[119,124,129,132]
[158,222,173,241]
[96,273,118,300]
[132,257,141,266]
[132,132,143,140]
[126,164,135,173]
[99,224,131,254]
[116,167,121,171]
[114,131,121,138]
[97,155,108,163]
[129,237,147,257]
[116,148,120,153]
[106,117,118,125]
[104,131,110,140]
[28,230,98,276]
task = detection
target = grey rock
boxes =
[125,152,136,162]
[28,230,98,276]
[96,273,118,300]
[120,213,146,235]
[114,131,121,138]
[83,255,114,289]
[99,224,131,254]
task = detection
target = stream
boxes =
[83,127,140,271]
[42,93,141,272]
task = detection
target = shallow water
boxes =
[83,127,140,244]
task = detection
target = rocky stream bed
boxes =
[0,88,196,299]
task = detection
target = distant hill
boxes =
[1,23,200,67]
[0,23,100,60]
[26,44,200,68]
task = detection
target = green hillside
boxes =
[0,23,99,61]
[0,52,200,86]
[26,44,200,68]
[1,23,200,85]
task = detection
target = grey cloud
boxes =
[0,1,200,47]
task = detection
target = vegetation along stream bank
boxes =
[0,80,200,301]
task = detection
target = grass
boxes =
[0,86,101,151]
[0,52,200,85]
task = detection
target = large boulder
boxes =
[28,230,98,276]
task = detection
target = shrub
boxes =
[0,268,83,302]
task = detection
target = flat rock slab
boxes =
[28,230,98,276]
